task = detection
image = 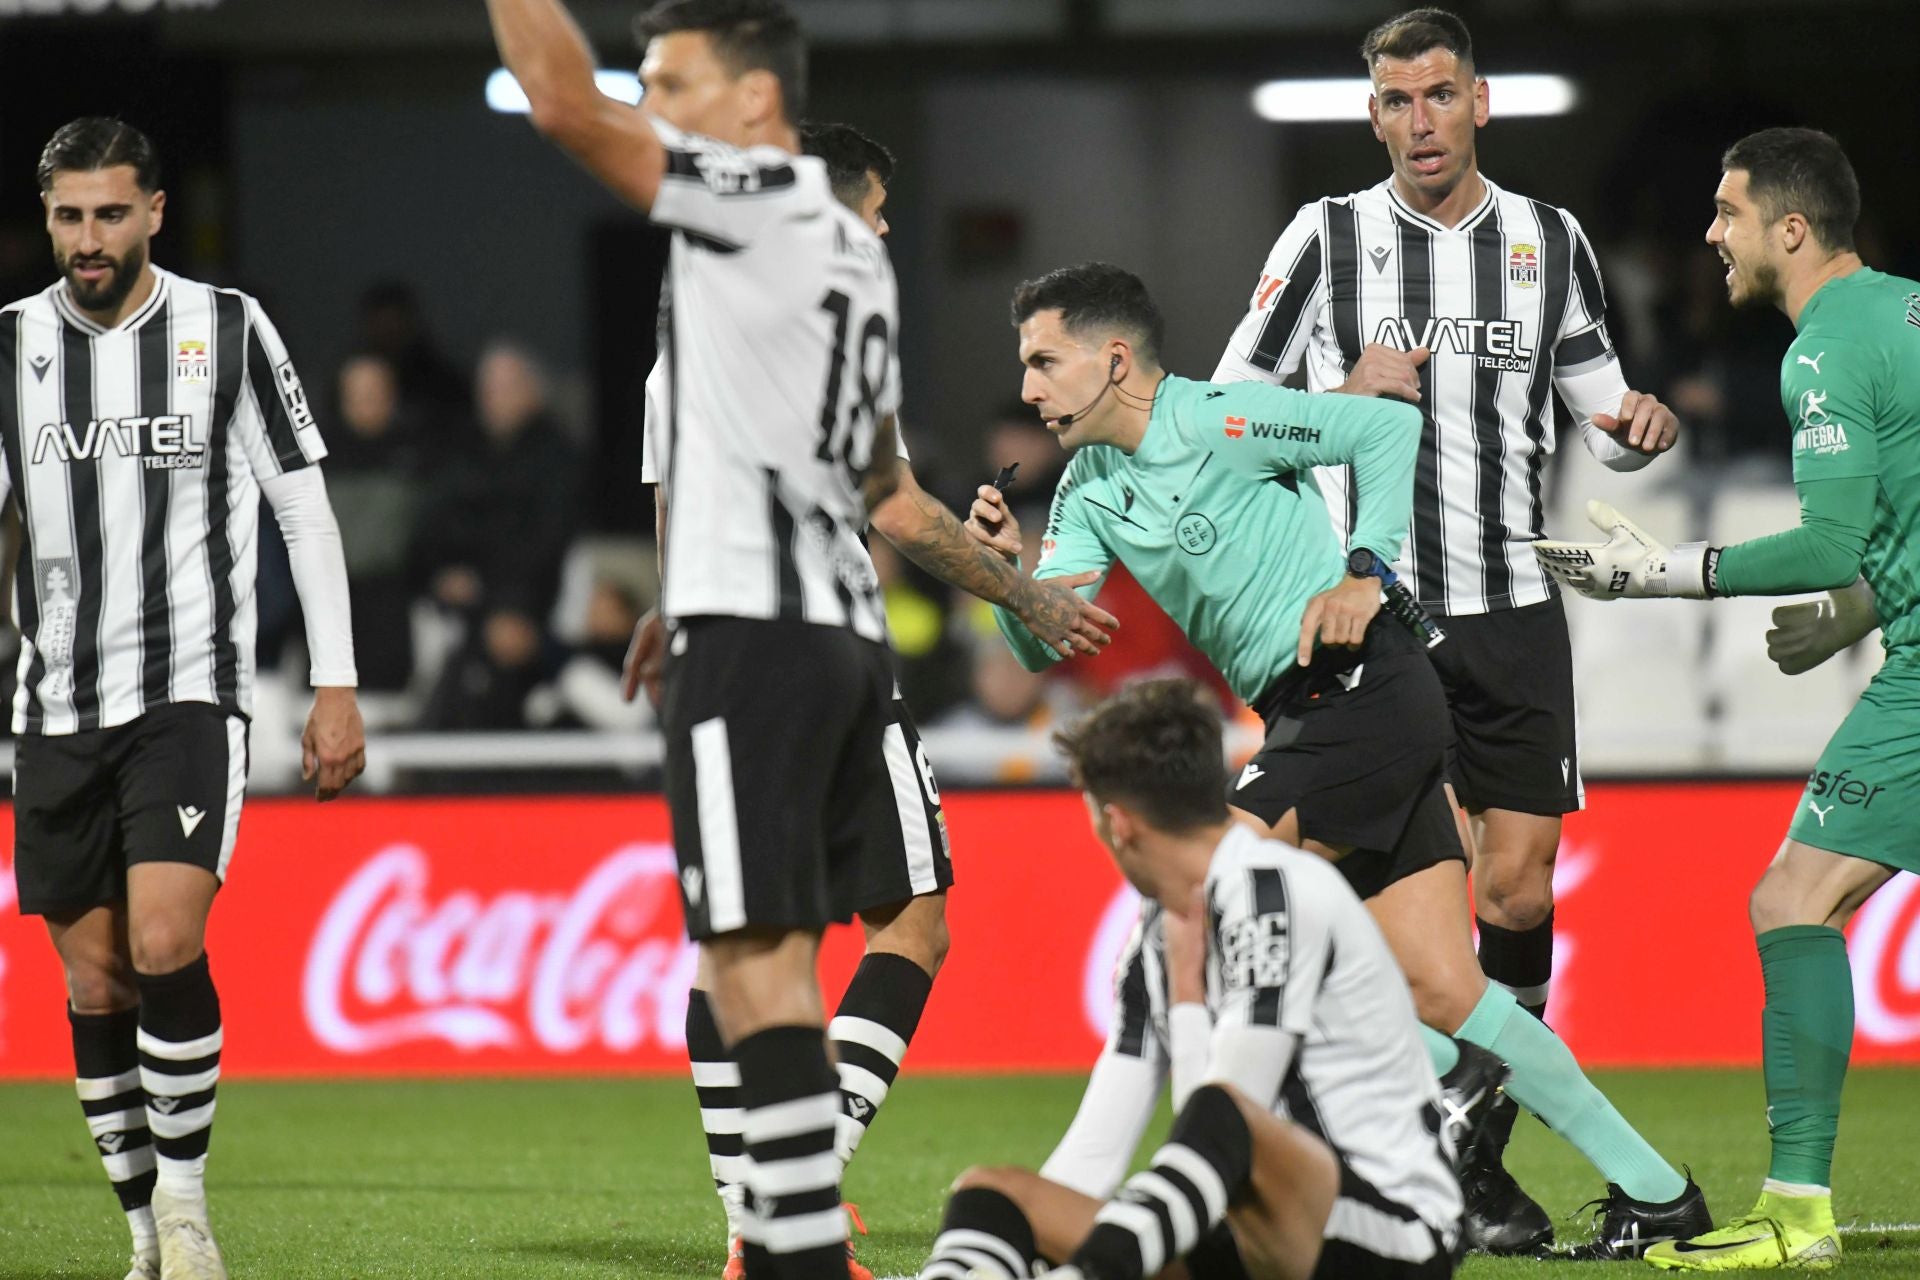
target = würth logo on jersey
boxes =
[32,415,205,470]
[1223,416,1247,439]
[1372,317,1535,372]
[1508,243,1540,288]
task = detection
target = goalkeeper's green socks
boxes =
[1758,925,1853,1190]
[1456,982,1686,1203]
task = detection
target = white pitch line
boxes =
[1842,1222,1920,1233]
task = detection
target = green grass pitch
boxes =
[3,1069,1917,1277]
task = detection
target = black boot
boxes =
[1551,1174,1712,1260]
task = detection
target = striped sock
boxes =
[735,1025,846,1278]
[1070,1084,1252,1280]
[71,1006,158,1262]
[135,953,222,1210]
[686,989,749,1238]
[829,953,933,1166]
[917,1187,1037,1280]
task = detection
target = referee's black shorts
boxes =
[1428,595,1583,817]
[13,703,250,917]
[1230,618,1465,901]
[661,615,952,942]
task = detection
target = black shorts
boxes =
[1232,620,1465,900]
[1193,1162,1453,1280]
[661,616,953,942]
[1428,596,1583,816]
[13,703,251,917]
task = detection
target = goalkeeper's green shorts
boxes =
[1787,647,1920,872]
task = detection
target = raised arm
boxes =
[486,0,668,211]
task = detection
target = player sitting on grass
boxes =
[1535,126,1917,1273]
[917,678,1460,1280]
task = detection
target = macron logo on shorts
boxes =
[1237,762,1266,790]
[177,805,206,838]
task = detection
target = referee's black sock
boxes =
[685,988,748,1238]
[70,1005,158,1261]
[135,952,222,1211]
[916,1187,1038,1280]
[1070,1084,1253,1280]
[1477,912,1554,1157]
[734,1025,846,1279]
[829,952,933,1168]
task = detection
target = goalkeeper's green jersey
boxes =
[1717,267,1920,652]
[995,375,1420,702]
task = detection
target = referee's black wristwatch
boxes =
[1346,547,1389,580]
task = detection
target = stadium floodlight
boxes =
[487,68,643,114]
[1251,74,1578,123]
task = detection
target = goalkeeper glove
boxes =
[1533,500,1717,600]
[1766,580,1880,675]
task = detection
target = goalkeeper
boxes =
[1535,127,1918,1272]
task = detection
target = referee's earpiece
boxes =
[1108,353,1122,378]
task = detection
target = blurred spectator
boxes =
[528,576,653,730]
[357,280,470,440]
[326,352,421,692]
[414,340,581,729]
[933,605,1083,733]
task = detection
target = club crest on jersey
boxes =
[1508,242,1540,288]
[32,415,205,469]
[175,339,209,383]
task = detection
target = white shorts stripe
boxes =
[1325,1196,1441,1264]
[881,723,938,896]
[137,1026,223,1061]
[691,717,746,933]
[758,1207,848,1254]
[75,1068,142,1101]
[742,1092,841,1143]
[1132,1169,1199,1253]
[217,715,247,881]
[1155,1143,1230,1223]
[711,1153,750,1184]
[752,1150,842,1197]
[835,1062,890,1108]
[691,1060,741,1088]
[1093,1198,1164,1276]
[829,1014,908,1064]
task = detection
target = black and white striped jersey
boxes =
[645,117,901,644]
[0,268,326,735]
[1215,177,1651,616]
[1205,825,1461,1240]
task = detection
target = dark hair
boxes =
[1010,262,1165,365]
[634,0,807,120]
[1053,679,1228,833]
[1361,8,1475,71]
[37,117,160,194]
[801,122,894,208]
[1722,127,1859,254]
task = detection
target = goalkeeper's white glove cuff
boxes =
[1669,541,1721,600]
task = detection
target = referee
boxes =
[6,119,365,1280]
[1214,8,1680,1255]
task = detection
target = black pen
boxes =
[993,463,1020,492]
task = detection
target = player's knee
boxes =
[128,914,206,976]
[1748,867,1806,934]
[64,949,137,1014]
[1480,880,1553,931]
[952,1164,1028,1197]
[1407,972,1480,1035]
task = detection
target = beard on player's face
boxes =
[58,238,146,313]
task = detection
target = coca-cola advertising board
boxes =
[0,784,1916,1078]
